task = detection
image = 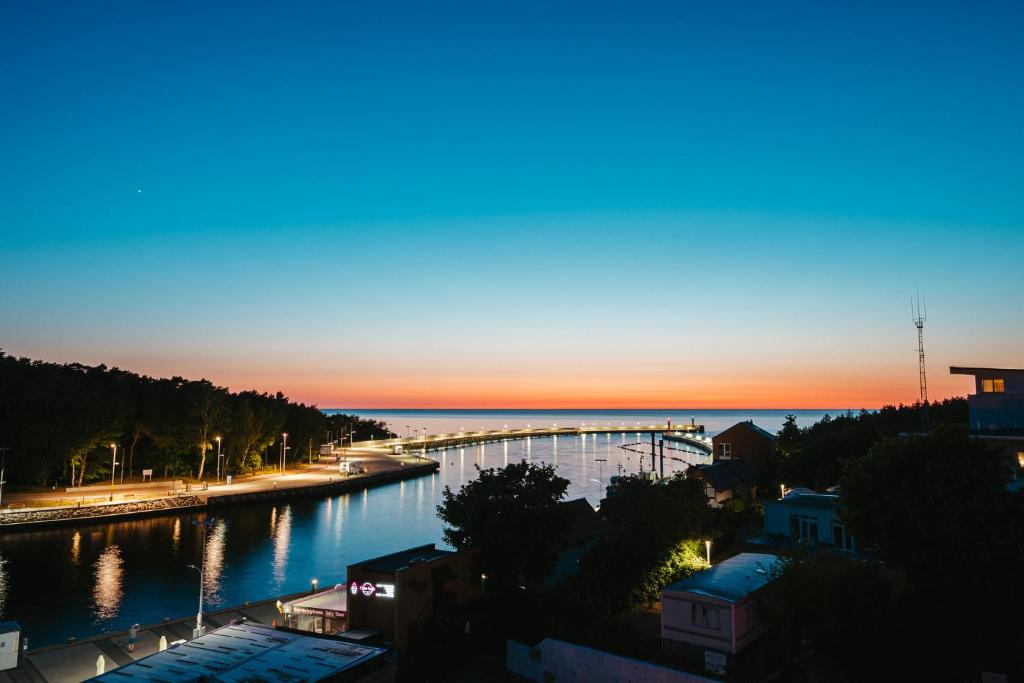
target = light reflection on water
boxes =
[0,434,709,646]
[92,545,124,621]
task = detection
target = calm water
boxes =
[337,408,836,437]
[0,410,833,646]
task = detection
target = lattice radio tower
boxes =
[911,292,928,407]
[917,294,933,432]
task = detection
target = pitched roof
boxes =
[776,493,841,511]
[695,462,740,491]
[715,420,777,442]
[663,553,782,604]
[561,498,603,545]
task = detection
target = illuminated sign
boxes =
[349,580,396,599]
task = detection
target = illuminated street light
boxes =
[215,436,223,482]
[109,443,118,501]
[705,540,712,565]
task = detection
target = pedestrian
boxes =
[127,623,139,653]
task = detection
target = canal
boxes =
[0,433,706,646]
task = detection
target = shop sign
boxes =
[349,580,396,599]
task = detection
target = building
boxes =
[687,421,776,506]
[345,544,480,658]
[950,366,1024,478]
[547,498,603,585]
[661,553,781,676]
[687,460,759,507]
[712,420,776,475]
[762,490,855,552]
[89,622,393,682]
[281,583,349,634]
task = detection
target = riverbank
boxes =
[0,454,439,533]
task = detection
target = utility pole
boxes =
[109,444,118,501]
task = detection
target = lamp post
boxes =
[187,517,216,639]
[0,448,8,510]
[705,540,712,565]
[109,444,118,501]
[280,433,288,472]
[215,436,223,482]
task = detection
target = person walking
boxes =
[127,623,140,653]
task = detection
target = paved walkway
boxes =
[0,594,302,682]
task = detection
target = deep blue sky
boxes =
[2,1,1022,407]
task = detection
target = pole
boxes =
[659,439,665,479]
[215,437,222,482]
[109,444,118,501]
[0,448,8,510]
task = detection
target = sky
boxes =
[1,1,1022,409]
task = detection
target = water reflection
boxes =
[0,552,8,614]
[203,521,227,606]
[271,506,292,588]
[171,519,181,554]
[71,531,81,565]
[92,545,124,621]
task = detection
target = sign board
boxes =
[350,580,395,599]
[704,650,727,675]
[141,469,153,482]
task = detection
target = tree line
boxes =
[0,352,394,488]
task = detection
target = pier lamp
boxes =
[215,436,223,482]
[109,443,118,501]
[311,578,319,593]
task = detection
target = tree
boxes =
[437,461,571,597]
[578,473,711,614]
[840,426,1023,677]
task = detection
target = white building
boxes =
[762,491,855,552]
[661,553,781,676]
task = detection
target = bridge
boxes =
[350,422,713,455]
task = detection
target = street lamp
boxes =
[705,540,712,565]
[215,436,223,482]
[280,433,288,472]
[187,517,217,639]
[0,448,8,510]
[109,444,118,501]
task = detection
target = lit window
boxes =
[982,378,1005,393]
[718,443,732,459]
[1017,452,1024,470]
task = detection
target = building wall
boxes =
[712,424,774,476]
[763,500,852,549]
[661,593,737,653]
[968,393,1024,433]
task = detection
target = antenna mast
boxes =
[911,293,929,431]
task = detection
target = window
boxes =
[790,514,819,544]
[982,378,1005,393]
[832,521,855,551]
[1017,452,1024,471]
[692,603,721,631]
[717,443,732,459]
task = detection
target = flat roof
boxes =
[950,366,1024,375]
[90,622,387,682]
[663,553,781,604]
[283,585,348,613]
[774,493,840,511]
[348,543,453,574]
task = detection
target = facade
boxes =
[281,583,348,634]
[90,622,393,682]
[548,498,603,585]
[762,491,855,552]
[662,553,782,676]
[345,544,480,657]
[950,366,1024,478]
[689,421,776,506]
